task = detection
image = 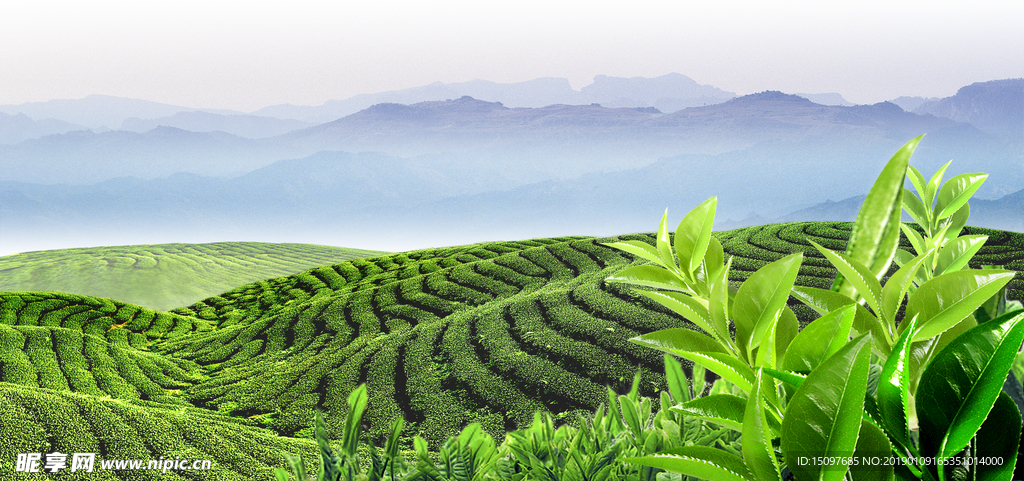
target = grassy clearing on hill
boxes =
[0,222,1020,479]
[0,242,387,311]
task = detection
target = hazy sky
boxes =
[1,0,1022,112]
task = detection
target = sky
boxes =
[1,0,1023,112]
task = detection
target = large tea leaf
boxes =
[833,135,922,299]
[605,265,689,292]
[848,419,895,481]
[877,315,917,450]
[916,310,1024,464]
[781,304,856,373]
[970,391,1021,481]
[934,172,987,220]
[743,369,781,481]
[782,334,871,481]
[905,269,1016,342]
[675,197,717,275]
[672,394,747,432]
[733,252,802,362]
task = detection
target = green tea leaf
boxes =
[900,224,927,257]
[664,354,692,404]
[666,349,756,394]
[601,240,671,269]
[656,209,678,275]
[970,391,1021,481]
[775,306,799,360]
[938,201,970,239]
[606,265,690,292]
[902,188,929,228]
[835,135,921,299]
[343,384,369,457]
[743,369,782,481]
[623,446,754,481]
[880,249,932,327]
[709,256,735,351]
[905,269,1016,342]
[630,310,725,355]
[791,286,890,355]
[782,334,871,481]
[907,315,976,396]
[906,165,929,210]
[848,419,895,481]
[934,235,987,276]
[811,240,883,315]
[916,310,1024,464]
[935,172,987,220]
[877,315,917,450]
[893,248,914,268]
[734,252,802,362]
[925,160,952,213]
[781,304,856,373]
[696,236,725,288]
[619,394,643,439]
[671,394,747,432]
[763,367,806,389]
[675,197,718,276]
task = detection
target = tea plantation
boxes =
[0,242,387,311]
[1,223,1021,479]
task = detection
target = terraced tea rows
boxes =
[0,222,1021,479]
[0,242,387,311]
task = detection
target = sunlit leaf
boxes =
[675,197,717,276]
[780,304,856,373]
[605,265,690,292]
[811,240,882,316]
[905,269,1016,342]
[935,172,987,220]
[656,209,677,275]
[734,252,802,362]
[672,394,746,432]
[935,234,987,276]
[880,248,933,327]
[635,291,720,346]
[925,160,952,212]
[791,285,890,355]
[902,188,929,227]
[834,135,921,300]
[602,240,671,269]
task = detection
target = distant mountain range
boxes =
[913,78,1024,140]
[0,112,87,145]
[1,75,1021,254]
[6,90,1011,186]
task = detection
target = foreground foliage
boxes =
[607,136,1024,481]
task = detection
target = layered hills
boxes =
[1,223,1022,479]
[0,242,386,311]
[1,77,1021,256]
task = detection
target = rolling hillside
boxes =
[0,223,1021,479]
[0,242,387,311]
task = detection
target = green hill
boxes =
[0,242,387,311]
[0,223,1021,479]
